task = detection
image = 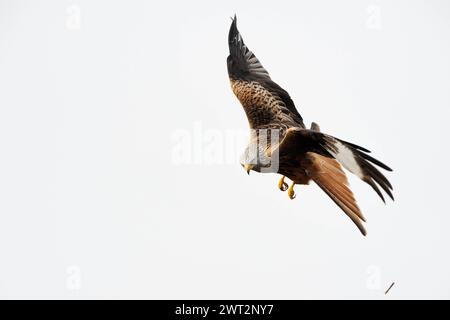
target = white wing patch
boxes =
[327,140,364,179]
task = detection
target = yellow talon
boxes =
[278,176,288,191]
[287,182,296,199]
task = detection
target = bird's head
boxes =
[240,145,260,175]
[240,142,275,174]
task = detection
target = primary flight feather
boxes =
[227,16,393,236]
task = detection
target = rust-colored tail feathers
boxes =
[307,153,367,236]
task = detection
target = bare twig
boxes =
[385,282,395,295]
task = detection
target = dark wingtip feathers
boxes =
[365,177,386,203]
[358,150,393,172]
[357,153,394,202]
[228,15,239,53]
[337,138,371,153]
[334,138,394,203]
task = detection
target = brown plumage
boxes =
[307,153,367,235]
[227,16,393,235]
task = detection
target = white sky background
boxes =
[0,0,449,299]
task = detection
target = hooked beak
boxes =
[244,164,254,175]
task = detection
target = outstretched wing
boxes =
[304,122,367,234]
[277,128,394,203]
[227,15,304,130]
[307,153,367,235]
[274,128,393,235]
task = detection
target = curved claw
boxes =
[288,190,296,199]
[287,182,296,200]
[278,176,288,191]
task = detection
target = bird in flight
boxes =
[227,16,393,235]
